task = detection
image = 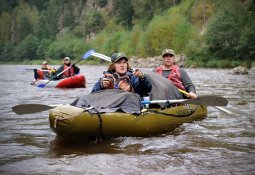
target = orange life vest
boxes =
[37,68,51,80]
[155,65,185,91]
[62,64,74,77]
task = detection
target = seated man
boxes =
[34,61,53,80]
[154,49,197,99]
[53,57,80,80]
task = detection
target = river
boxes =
[0,65,254,175]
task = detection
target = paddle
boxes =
[90,51,111,62]
[141,95,228,106]
[178,88,233,114]
[20,68,50,72]
[12,104,60,115]
[37,49,94,88]
[12,95,226,115]
[12,104,93,115]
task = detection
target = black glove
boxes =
[52,75,60,80]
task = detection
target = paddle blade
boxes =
[181,95,228,106]
[12,104,54,115]
[83,49,95,59]
[37,84,46,88]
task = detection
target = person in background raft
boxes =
[53,57,80,80]
[34,61,54,80]
[92,52,152,98]
[154,49,197,99]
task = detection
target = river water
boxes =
[0,65,254,175]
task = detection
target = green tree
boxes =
[0,11,12,42]
[36,39,52,59]
[206,10,242,59]
[236,1,255,61]
[45,0,60,39]
[114,0,134,29]
[74,9,105,37]
[16,15,33,42]
[14,34,39,60]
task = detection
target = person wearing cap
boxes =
[33,61,53,80]
[154,49,197,99]
[53,57,80,80]
[91,52,152,97]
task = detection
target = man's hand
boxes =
[133,69,144,79]
[187,92,197,99]
[101,78,111,88]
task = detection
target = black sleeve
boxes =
[180,68,196,94]
[73,65,80,74]
[56,65,64,75]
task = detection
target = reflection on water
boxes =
[0,65,254,174]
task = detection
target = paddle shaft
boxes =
[141,95,228,106]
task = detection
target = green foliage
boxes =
[114,0,134,29]
[74,9,105,38]
[14,34,39,60]
[45,0,60,39]
[36,39,52,59]
[190,0,214,28]
[0,42,15,61]
[205,0,246,60]
[0,0,254,68]
[0,11,12,42]
[97,0,108,8]
[46,34,91,60]
[236,1,255,61]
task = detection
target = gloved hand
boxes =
[100,77,114,89]
[52,75,60,80]
[51,69,56,73]
[133,69,144,79]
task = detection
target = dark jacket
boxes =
[91,70,152,97]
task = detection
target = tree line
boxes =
[0,0,254,67]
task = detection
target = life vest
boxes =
[155,65,185,91]
[102,73,134,92]
[37,68,51,80]
[62,64,74,77]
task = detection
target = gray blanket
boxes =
[71,71,183,113]
[71,89,141,114]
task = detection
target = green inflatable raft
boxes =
[49,72,209,138]
[49,104,207,138]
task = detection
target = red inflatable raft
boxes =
[31,74,86,88]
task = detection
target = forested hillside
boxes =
[0,0,254,67]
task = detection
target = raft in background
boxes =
[49,104,207,138]
[31,74,86,88]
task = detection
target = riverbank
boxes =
[1,55,254,69]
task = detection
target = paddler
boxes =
[154,49,197,99]
[92,52,152,97]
